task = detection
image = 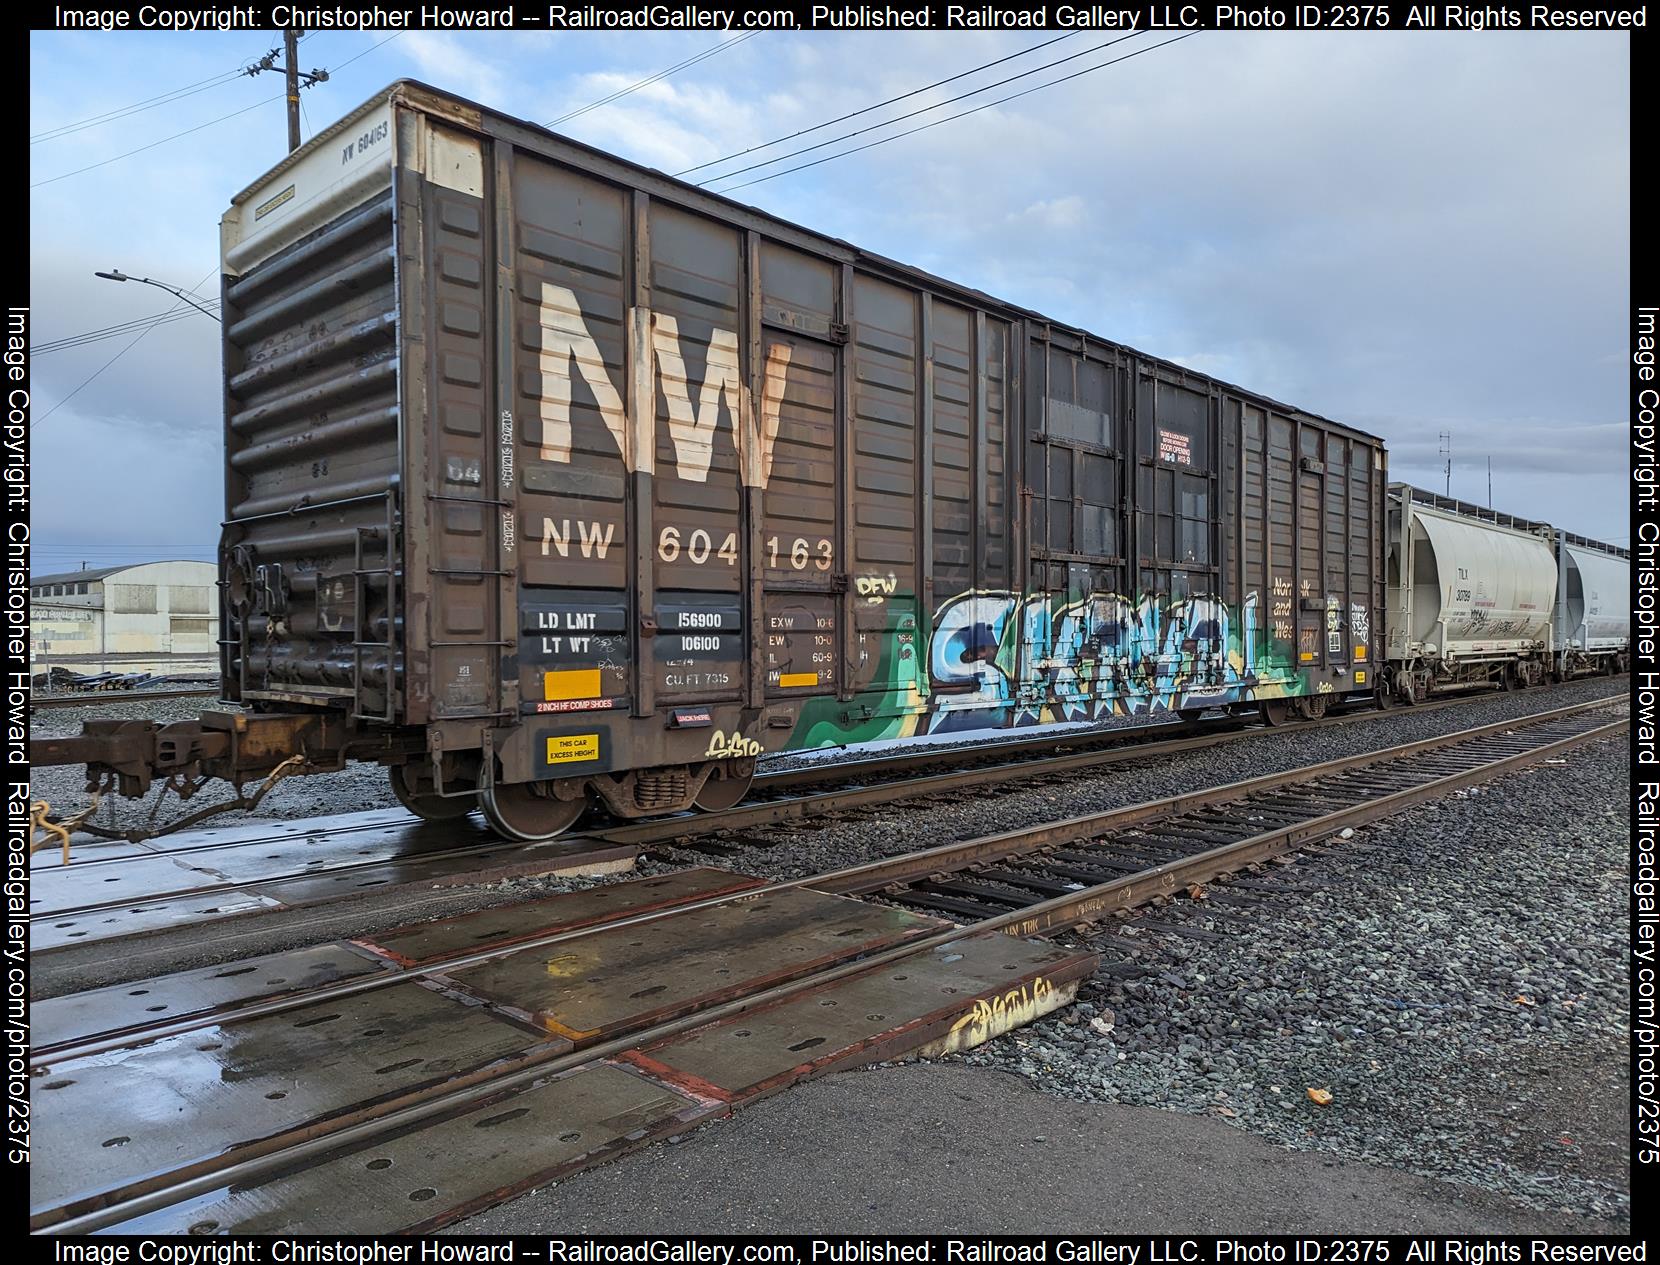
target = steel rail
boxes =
[956,711,1628,937]
[35,680,1613,925]
[36,696,1626,1235]
[34,695,1624,1064]
[31,715,1215,879]
[29,687,220,710]
[808,695,1626,896]
[32,719,1232,920]
[35,677,1614,881]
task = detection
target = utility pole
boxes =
[1439,431,1452,498]
[1487,456,1492,507]
[247,33,329,155]
[284,29,301,153]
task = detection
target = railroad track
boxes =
[808,695,1628,929]
[29,695,1625,1234]
[30,682,1623,956]
[29,686,220,710]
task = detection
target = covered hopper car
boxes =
[28,81,1628,841]
[1381,486,1629,703]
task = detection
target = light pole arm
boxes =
[93,270,221,323]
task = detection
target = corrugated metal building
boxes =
[29,560,219,660]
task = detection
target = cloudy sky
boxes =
[28,28,1630,575]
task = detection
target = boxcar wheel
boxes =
[482,781,587,841]
[390,766,477,822]
[694,762,755,812]
[1258,699,1292,727]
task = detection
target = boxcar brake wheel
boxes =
[482,781,587,841]
[389,766,477,822]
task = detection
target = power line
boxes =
[700,31,1148,189]
[547,32,757,128]
[31,93,283,189]
[713,33,1199,194]
[331,31,401,72]
[28,36,283,145]
[39,267,218,422]
[675,32,1076,179]
[31,34,396,190]
[30,70,249,145]
[34,303,222,356]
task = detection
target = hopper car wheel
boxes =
[1258,699,1292,727]
[390,767,477,822]
[1503,664,1521,692]
[694,762,756,812]
[482,781,587,841]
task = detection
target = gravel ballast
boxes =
[949,730,1629,1227]
[644,678,1628,881]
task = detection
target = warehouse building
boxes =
[29,560,219,661]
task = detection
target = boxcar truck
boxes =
[36,82,1389,841]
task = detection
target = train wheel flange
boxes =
[694,760,756,812]
[481,780,587,841]
[389,766,477,822]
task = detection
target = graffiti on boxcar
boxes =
[787,583,1328,751]
[855,573,900,605]
[922,588,1266,733]
[1350,602,1371,645]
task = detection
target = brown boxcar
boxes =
[216,80,1387,838]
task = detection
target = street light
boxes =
[93,269,221,323]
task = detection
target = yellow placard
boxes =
[1354,646,1367,661]
[778,671,819,688]
[1355,671,1367,684]
[546,733,600,764]
[544,668,601,701]
[1299,652,1315,662]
